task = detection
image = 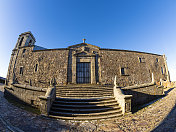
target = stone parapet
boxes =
[4,84,46,108]
[13,84,47,91]
[113,76,132,114]
[121,82,155,90]
[39,86,56,115]
[122,83,164,107]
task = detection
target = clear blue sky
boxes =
[0,0,176,80]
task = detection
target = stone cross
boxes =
[83,38,86,43]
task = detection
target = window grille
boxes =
[76,62,91,84]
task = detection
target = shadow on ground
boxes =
[152,103,176,132]
[0,85,96,132]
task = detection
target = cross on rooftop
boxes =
[83,38,86,43]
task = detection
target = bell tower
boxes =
[6,31,36,85]
[14,31,36,49]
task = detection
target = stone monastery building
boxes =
[4,31,170,120]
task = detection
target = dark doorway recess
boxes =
[76,62,91,84]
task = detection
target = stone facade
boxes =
[4,31,170,114]
[6,32,169,88]
[100,49,168,86]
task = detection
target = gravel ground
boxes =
[0,84,176,132]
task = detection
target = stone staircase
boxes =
[55,85,113,98]
[49,85,123,120]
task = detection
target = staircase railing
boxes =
[113,76,132,114]
[39,86,56,115]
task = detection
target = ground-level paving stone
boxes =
[0,119,10,132]
[1,83,176,132]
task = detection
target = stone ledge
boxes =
[11,84,47,92]
[121,82,156,90]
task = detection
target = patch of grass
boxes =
[5,96,41,115]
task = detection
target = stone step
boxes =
[56,85,112,89]
[52,102,119,108]
[49,112,123,120]
[49,96,122,120]
[56,87,112,89]
[56,90,113,93]
[57,91,112,93]
[56,93,112,95]
[55,97,115,102]
[56,92,102,95]
[56,91,113,94]
[56,90,112,92]
[51,105,121,113]
[56,90,112,93]
[56,95,112,98]
[49,109,122,117]
[56,88,112,91]
[56,96,111,98]
[56,94,113,97]
[53,99,117,105]
[56,93,112,97]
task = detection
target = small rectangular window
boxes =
[20,67,23,75]
[156,58,159,62]
[138,57,145,63]
[139,58,142,63]
[161,67,164,74]
[121,68,125,75]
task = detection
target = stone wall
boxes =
[121,83,164,107]
[4,84,46,108]
[100,49,167,86]
[13,47,69,88]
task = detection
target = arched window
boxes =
[20,67,23,75]
[29,40,32,45]
[35,64,38,72]
[156,58,159,62]
[19,37,24,47]
[161,67,164,74]
[22,49,26,54]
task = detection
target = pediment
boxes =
[68,43,100,50]
[77,52,87,55]
[69,43,100,56]
[74,51,93,56]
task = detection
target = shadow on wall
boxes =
[123,90,164,113]
[164,88,174,95]
[128,88,175,113]
[4,90,41,114]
